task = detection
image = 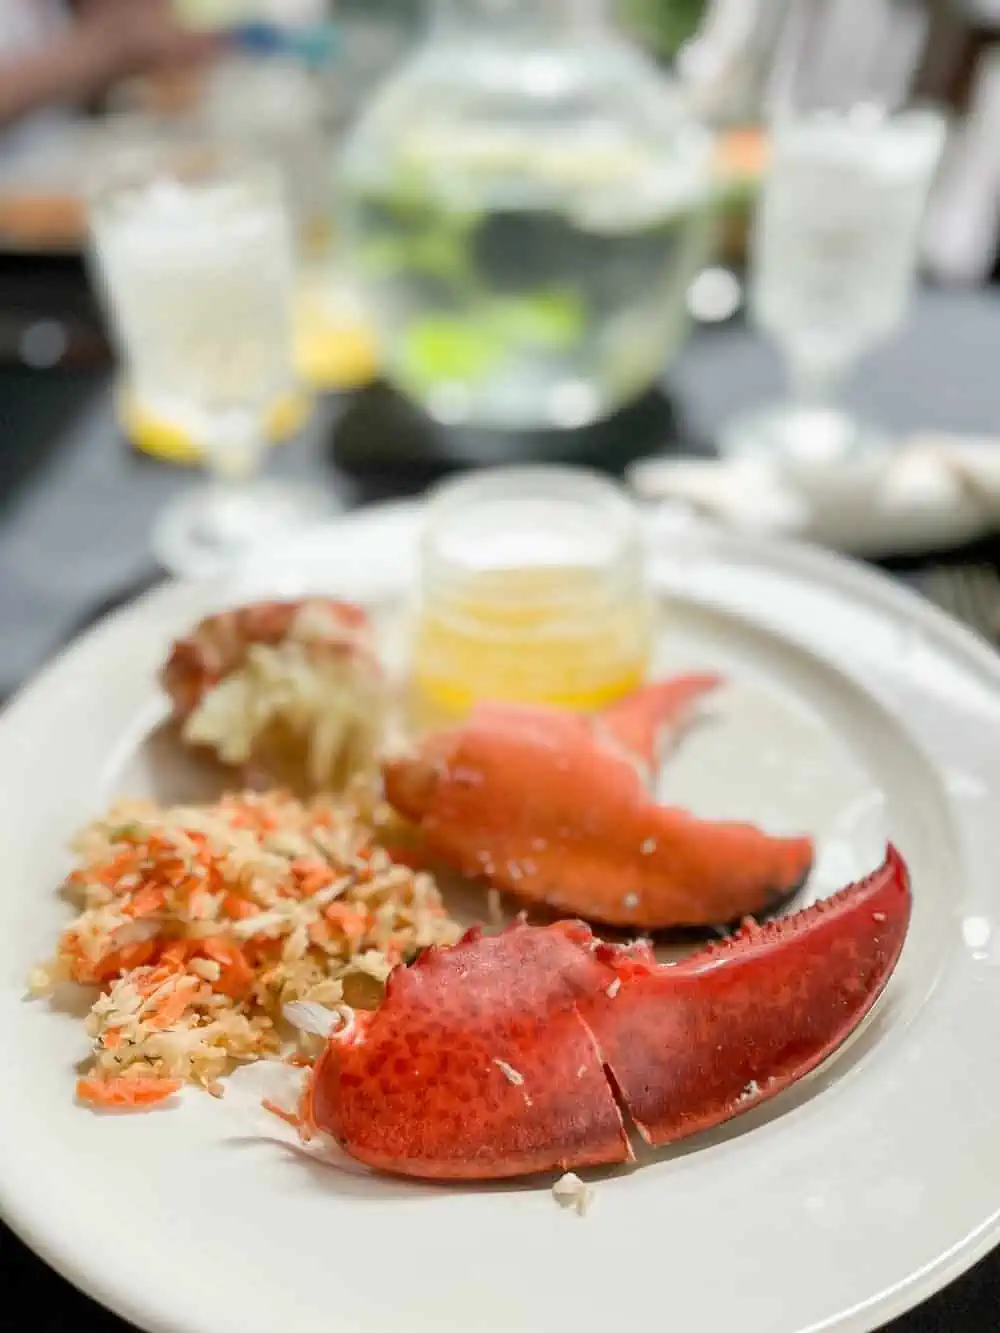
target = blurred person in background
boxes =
[0,0,215,133]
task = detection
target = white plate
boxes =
[1,502,999,1333]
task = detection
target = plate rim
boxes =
[2,500,999,1333]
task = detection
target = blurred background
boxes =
[6,0,1000,377]
[4,0,1000,677]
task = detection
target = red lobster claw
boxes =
[305,848,910,1179]
[384,676,813,929]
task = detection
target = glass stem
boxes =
[787,352,844,413]
[200,412,268,544]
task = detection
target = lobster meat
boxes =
[385,675,814,929]
[161,599,383,790]
[304,846,910,1179]
[162,599,376,718]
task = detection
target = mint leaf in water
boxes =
[490,287,586,348]
[399,316,505,387]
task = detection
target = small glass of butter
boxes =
[410,466,652,723]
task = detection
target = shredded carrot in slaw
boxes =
[33,790,462,1110]
[76,1076,183,1109]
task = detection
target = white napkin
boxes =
[626,435,1000,558]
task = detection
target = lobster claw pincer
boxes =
[384,676,814,929]
[304,847,910,1179]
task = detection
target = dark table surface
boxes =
[2,283,1000,1332]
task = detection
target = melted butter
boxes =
[410,564,651,721]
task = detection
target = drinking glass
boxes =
[720,103,946,466]
[87,133,326,576]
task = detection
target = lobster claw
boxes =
[304,848,911,1179]
[384,676,813,929]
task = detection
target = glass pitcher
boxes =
[339,0,715,430]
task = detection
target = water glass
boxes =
[720,104,946,467]
[87,131,326,577]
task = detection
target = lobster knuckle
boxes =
[161,598,376,722]
[160,598,383,792]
